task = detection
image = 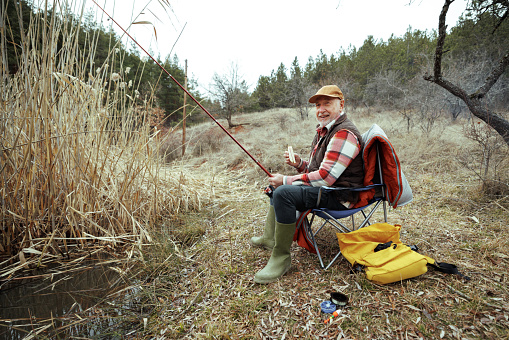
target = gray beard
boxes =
[317,118,333,128]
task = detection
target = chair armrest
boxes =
[320,184,384,193]
[316,184,385,207]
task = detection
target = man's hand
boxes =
[284,151,301,167]
[268,174,284,189]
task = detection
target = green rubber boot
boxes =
[254,221,296,284]
[250,205,275,250]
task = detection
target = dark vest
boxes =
[308,114,364,203]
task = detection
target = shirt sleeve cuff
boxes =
[296,160,307,173]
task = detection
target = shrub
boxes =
[160,132,183,162]
[191,127,226,156]
[459,119,509,199]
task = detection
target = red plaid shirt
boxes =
[284,122,361,188]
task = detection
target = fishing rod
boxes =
[91,0,272,179]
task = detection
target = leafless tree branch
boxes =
[424,0,509,146]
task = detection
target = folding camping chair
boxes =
[298,124,413,270]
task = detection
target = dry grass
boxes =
[0,2,205,280]
[129,108,508,339]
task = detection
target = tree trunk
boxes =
[424,0,509,146]
[226,114,233,129]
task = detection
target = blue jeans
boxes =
[270,185,347,224]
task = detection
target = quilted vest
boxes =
[308,114,364,203]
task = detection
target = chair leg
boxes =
[324,251,343,270]
[307,197,388,270]
[358,200,382,229]
[307,216,346,270]
[310,230,325,269]
[311,223,343,270]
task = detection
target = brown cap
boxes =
[308,85,344,103]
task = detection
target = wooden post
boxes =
[182,59,188,156]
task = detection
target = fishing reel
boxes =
[264,185,275,198]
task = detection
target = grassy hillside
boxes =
[133,108,509,339]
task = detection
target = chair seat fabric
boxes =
[314,197,382,220]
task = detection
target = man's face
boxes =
[315,96,344,127]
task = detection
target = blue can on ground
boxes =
[320,300,337,313]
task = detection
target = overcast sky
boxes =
[84,0,468,95]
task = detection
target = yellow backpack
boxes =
[336,223,468,284]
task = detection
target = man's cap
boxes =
[308,85,344,103]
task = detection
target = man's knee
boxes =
[272,185,294,202]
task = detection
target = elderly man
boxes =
[250,85,365,284]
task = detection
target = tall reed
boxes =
[0,0,200,272]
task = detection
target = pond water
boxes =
[0,263,131,339]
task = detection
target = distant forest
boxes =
[4,0,509,127]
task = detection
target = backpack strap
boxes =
[409,245,471,281]
[428,262,471,281]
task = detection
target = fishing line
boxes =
[91,0,273,178]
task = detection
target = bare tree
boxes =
[210,63,250,129]
[424,0,509,146]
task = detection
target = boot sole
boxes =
[254,265,291,284]
[249,239,274,251]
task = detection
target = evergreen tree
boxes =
[304,56,315,79]
[158,55,186,124]
[289,57,310,119]
[272,63,290,107]
[253,75,273,110]
[1,0,34,74]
